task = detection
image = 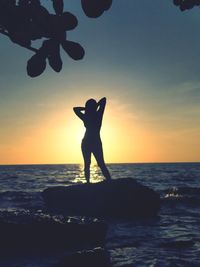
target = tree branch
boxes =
[0,29,38,53]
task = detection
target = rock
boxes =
[57,247,111,267]
[42,178,160,218]
[0,210,107,252]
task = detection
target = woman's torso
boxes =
[82,113,102,141]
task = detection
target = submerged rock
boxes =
[42,178,160,217]
[58,247,111,267]
[0,210,107,252]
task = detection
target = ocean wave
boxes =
[0,191,44,210]
[160,239,195,249]
[162,186,200,206]
[0,190,40,200]
[163,186,200,196]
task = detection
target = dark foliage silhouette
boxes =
[0,0,197,77]
[0,0,113,77]
[173,0,200,11]
[73,97,111,183]
[81,0,113,18]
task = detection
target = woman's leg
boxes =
[93,141,111,180]
[81,140,91,183]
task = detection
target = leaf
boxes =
[27,54,46,77]
[48,53,62,72]
[173,0,182,6]
[81,0,113,17]
[9,31,31,47]
[52,0,64,15]
[102,0,113,11]
[18,0,29,7]
[30,23,43,40]
[47,42,62,72]
[30,0,41,8]
[47,12,77,38]
[31,5,51,38]
[61,12,78,31]
[62,40,85,60]
[81,0,104,18]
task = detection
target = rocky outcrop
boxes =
[0,210,107,252]
[43,178,160,218]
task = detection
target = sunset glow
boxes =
[0,93,199,164]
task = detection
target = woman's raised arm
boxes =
[73,107,85,120]
[97,97,106,118]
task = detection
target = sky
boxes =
[0,0,200,164]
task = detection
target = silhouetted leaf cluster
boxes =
[1,0,197,77]
[173,0,200,11]
[81,0,112,18]
[0,0,113,77]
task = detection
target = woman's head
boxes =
[85,98,97,114]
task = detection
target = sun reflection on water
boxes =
[73,164,104,184]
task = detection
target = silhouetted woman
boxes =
[73,97,111,183]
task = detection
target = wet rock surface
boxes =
[0,210,107,253]
[43,178,160,218]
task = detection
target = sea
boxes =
[0,163,200,267]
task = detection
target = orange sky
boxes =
[0,93,199,165]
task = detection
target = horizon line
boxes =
[0,161,200,166]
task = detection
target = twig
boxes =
[0,29,38,53]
